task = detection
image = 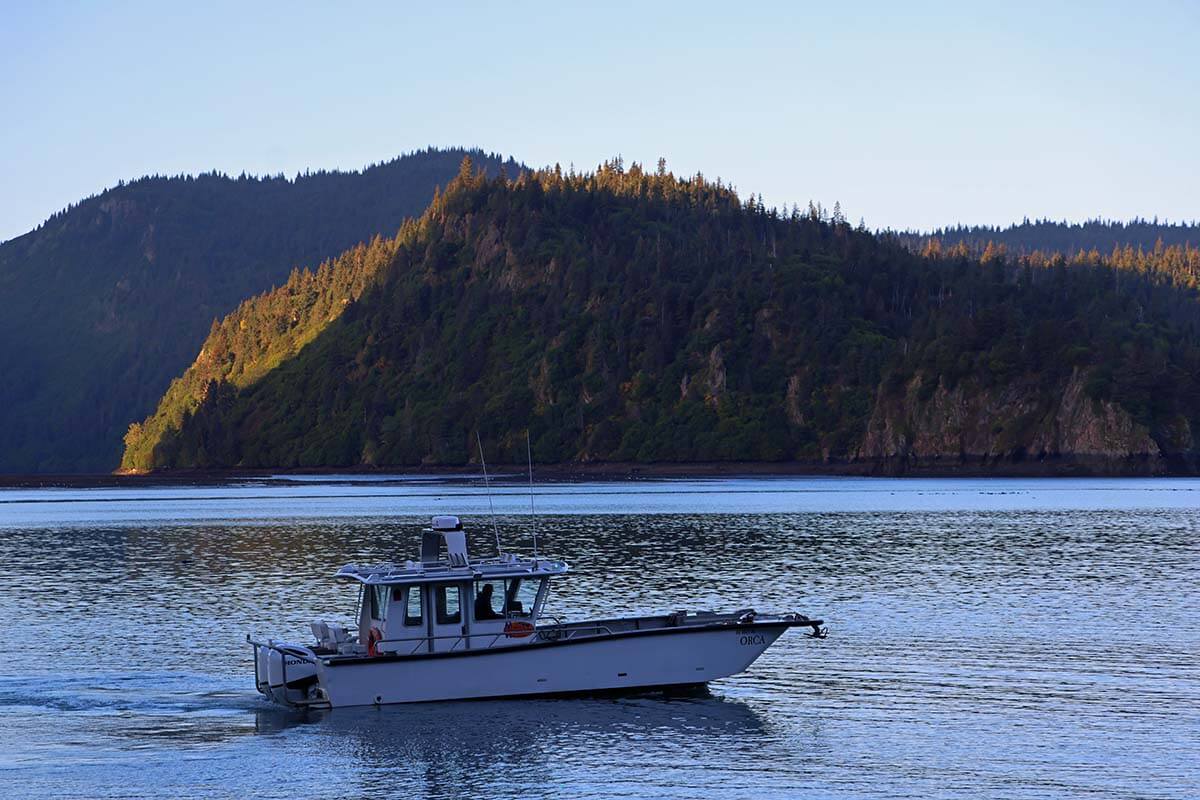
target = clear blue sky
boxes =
[2,1,1198,243]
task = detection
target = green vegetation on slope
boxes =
[0,147,521,472]
[122,158,1200,472]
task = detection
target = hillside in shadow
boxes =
[124,159,1200,474]
[0,147,522,472]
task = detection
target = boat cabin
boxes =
[328,516,568,657]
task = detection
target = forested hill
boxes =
[895,218,1199,256]
[0,147,521,472]
[122,158,1200,474]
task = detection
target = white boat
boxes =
[250,515,826,708]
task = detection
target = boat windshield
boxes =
[469,577,546,620]
[505,577,544,618]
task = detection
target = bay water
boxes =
[0,476,1196,798]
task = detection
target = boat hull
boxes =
[306,620,795,708]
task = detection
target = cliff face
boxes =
[858,368,1165,471]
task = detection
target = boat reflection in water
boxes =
[252,691,773,795]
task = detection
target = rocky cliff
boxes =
[858,368,1168,473]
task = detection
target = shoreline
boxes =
[0,455,1191,488]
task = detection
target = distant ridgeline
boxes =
[122,158,1200,474]
[0,147,521,472]
[894,218,1200,261]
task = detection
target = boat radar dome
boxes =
[422,516,469,565]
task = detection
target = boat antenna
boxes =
[476,432,502,556]
[526,428,538,559]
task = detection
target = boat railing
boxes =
[371,630,524,656]
[537,623,614,642]
[364,620,618,656]
[254,609,823,675]
[368,616,752,655]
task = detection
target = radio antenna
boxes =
[526,429,538,559]
[476,432,502,556]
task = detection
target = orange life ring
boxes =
[504,620,535,638]
[367,626,384,656]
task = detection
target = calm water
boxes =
[0,476,1197,799]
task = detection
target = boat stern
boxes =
[250,637,329,709]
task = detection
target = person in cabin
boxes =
[475,583,504,621]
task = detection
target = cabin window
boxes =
[473,579,506,621]
[434,583,461,625]
[506,578,544,618]
[368,585,389,621]
[404,587,424,627]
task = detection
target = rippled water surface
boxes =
[1,476,1197,799]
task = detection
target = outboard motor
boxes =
[255,645,271,695]
[264,644,319,704]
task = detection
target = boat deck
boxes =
[544,608,821,642]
